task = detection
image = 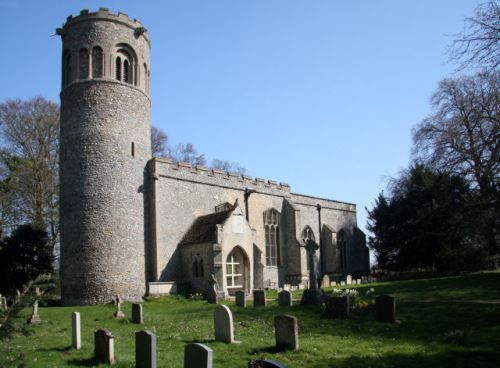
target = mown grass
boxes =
[0,271,499,367]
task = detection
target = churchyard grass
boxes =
[0,271,499,367]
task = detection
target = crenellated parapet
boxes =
[149,158,292,196]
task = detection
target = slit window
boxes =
[131,142,135,157]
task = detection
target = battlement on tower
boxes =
[150,157,292,195]
[61,8,149,41]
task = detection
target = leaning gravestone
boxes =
[249,359,289,368]
[184,343,213,368]
[322,274,330,288]
[278,290,292,307]
[27,301,41,324]
[113,295,125,319]
[94,329,114,365]
[235,290,246,307]
[274,315,299,351]
[136,330,156,368]
[214,305,235,343]
[376,295,397,323]
[72,312,81,350]
[325,295,350,318]
[132,303,144,324]
[253,289,267,307]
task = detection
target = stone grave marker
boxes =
[72,312,81,350]
[184,343,213,368]
[136,330,156,368]
[27,301,41,324]
[253,289,267,307]
[113,295,125,319]
[325,295,350,318]
[322,274,330,288]
[274,315,299,351]
[132,303,144,324]
[376,295,397,323]
[94,329,114,365]
[235,290,246,307]
[331,281,337,286]
[278,290,292,307]
[346,275,352,285]
[214,305,235,343]
[283,284,291,291]
[248,359,289,368]
[15,289,20,303]
[207,274,219,304]
[340,281,346,286]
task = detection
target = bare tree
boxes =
[151,125,169,157]
[168,142,206,166]
[449,0,500,71]
[412,72,499,259]
[0,97,59,258]
[211,159,247,174]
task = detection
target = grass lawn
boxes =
[1,271,499,367]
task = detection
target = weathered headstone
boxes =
[278,290,292,307]
[346,275,352,285]
[184,343,213,368]
[214,305,234,343]
[376,295,396,323]
[72,312,81,350]
[113,295,125,319]
[207,274,219,304]
[331,281,337,286]
[274,315,299,351]
[253,289,266,307]
[248,359,288,368]
[132,303,144,324]
[340,281,346,286]
[136,330,156,368]
[283,284,291,291]
[301,239,325,305]
[27,301,41,324]
[235,290,246,307]
[322,274,330,288]
[94,329,114,365]
[325,295,350,318]
[356,279,361,285]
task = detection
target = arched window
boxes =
[79,48,89,79]
[301,226,315,243]
[337,229,347,269]
[123,59,130,83]
[226,248,244,288]
[114,45,135,84]
[92,46,103,78]
[264,209,280,266]
[63,51,72,86]
[115,57,122,81]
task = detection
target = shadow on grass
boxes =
[36,345,72,352]
[67,357,99,367]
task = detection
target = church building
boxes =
[57,9,369,305]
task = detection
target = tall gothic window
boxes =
[337,229,347,269]
[264,209,280,266]
[92,46,103,78]
[301,226,315,243]
[79,48,89,79]
[115,57,122,81]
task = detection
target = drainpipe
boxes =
[317,203,324,280]
[244,188,257,222]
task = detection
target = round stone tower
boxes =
[58,9,151,305]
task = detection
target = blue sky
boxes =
[0,0,482,258]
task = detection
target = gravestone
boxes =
[376,295,396,323]
[274,315,299,351]
[322,274,330,288]
[283,284,291,291]
[0,294,4,311]
[361,277,367,284]
[301,239,325,305]
[331,281,337,286]
[132,303,144,324]
[94,329,114,365]
[72,312,81,350]
[184,343,213,368]
[207,274,219,304]
[2,296,6,309]
[27,301,41,324]
[248,359,288,368]
[214,305,234,343]
[325,295,350,318]
[113,295,125,319]
[278,290,292,307]
[340,281,346,286]
[136,330,156,368]
[253,289,267,307]
[235,290,246,307]
[15,289,21,303]
[346,275,352,285]
[356,279,361,285]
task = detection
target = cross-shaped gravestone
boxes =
[305,239,319,291]
[113,295,125,319]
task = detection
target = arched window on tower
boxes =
[115,57,122,81]
[114,45,135,84]
[337,229,347,269]
[301,226,315,243]
[264,209,280,266]
[79,48,89,79]
[63,51,72,86]
[92,46,103,78]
